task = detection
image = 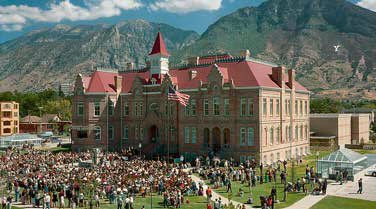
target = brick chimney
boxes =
[114,75,122,93]
[189,70,197,80]
[188,56,200,65]
[126,62,134,71]
[272,66,285,87]
[288,69,296,89]
[239,49,251,59]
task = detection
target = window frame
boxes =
[203,99,209,116]
[77,102,84,116]
[94,102,100,117]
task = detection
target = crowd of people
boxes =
[1,146,356,209]
[0,147,198,209]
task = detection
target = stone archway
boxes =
[212,127,221,153]
[149,125,159,142]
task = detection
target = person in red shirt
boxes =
[207,203,212,209]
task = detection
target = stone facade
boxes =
[310,113,370,148]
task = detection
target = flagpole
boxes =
[176,100,180,157]
[167,92,170,163]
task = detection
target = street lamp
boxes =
[149,176,154,209]
[316,151,320,176]
[139,143,142,159]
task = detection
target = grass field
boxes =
[352,149,376,155]
[12,194,208,209]
[310,195,376,209]
[205,151,332,209]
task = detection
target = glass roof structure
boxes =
[0,134,44,148]
[319,148,367,164]
[317,148,368,180]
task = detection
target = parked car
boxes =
[365,167,376,177]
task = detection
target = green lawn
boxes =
[352,149,376,155]
[204,151,332,209]
[310,196,376,209]
[12,194,208,209]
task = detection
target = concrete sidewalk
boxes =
[189,174,256,209]
[284,164,376,209]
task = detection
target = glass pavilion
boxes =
[316,148,368,181]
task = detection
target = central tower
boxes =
[149,32,170,78]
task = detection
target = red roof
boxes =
[83,60,308,93]
[86,71,118,93]
[149,32,170,56]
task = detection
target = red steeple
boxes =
[149,32,170,56]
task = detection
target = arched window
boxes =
[270,128,274,145]
[223,128,230,146]
[270,153,274,164]
[276,127,280,144]
[285,126,289,143]
[204,128,210,147]
[300,125,304,140]
[264,127,268,146]
[247,128,254,146]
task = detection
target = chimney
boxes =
[126,62,134,71]
[189,70,197,80]
[288,69,296,89]
[114,75,122,93]
[272,66,285,87]
[188,56,200,65]
[240,49,251,59]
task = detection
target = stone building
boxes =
[71,32,310,163]
[310,113,370,150]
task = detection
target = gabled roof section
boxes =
[149,32,170,56]
[86,71,117,93]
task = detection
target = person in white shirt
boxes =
[44,193,51,209]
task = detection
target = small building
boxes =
[310,114,370,150]
[0,101,19,136]
[310,114,352,147]
[19,114,71,134]
[316,148,368,181]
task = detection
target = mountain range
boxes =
[0,0,375,99]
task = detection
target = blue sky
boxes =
[0,0,374,43]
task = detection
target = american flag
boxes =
[168,86,190,106]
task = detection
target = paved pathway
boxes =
[326,165,376,201]
[189,174,256,209]
[12,203,59,209]
[285,164,376,209]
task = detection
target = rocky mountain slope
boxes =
[173,0,376,99]
[0,0,375,99]
[0,20,198,92]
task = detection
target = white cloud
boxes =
[357,0,376,12]
[0,0,143,31]
[149,0,222,13]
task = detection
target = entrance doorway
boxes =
[212,127,221,153]
[149,125,159,142]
